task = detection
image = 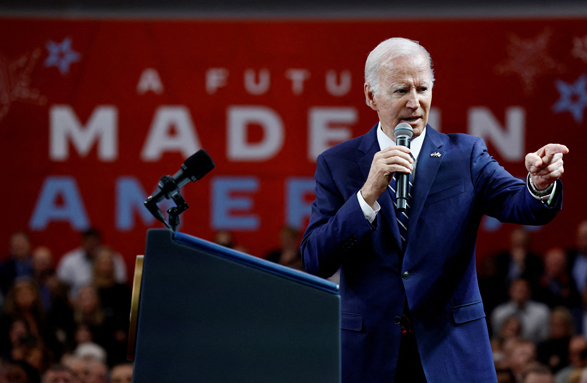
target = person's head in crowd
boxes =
[73,286,103,326]
[522,364,555,383]
[7,316,32,352]
[73,324,93,346]
[32,247,54,280]
[73,343,106,366]
[85,360,107,383]
[92,247,116,289]
[576,220,587,255]
[4,360,40,383]
[3,279,45,327]
[279,226,300,250]
[9,231,32,261]
[500,316,523,341]
[25,343,50,374]
[510,278,532,306]
[213,231,234,249]
[510,227,531,251]
[569,335,587,368]
[62,357,88,383]
[42,365,72,383]
[548,306,575,339]
[80,229,102,260]
[543,247,567,279]
[109,363,133,383]
[505,339,537,378]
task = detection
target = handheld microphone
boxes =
[393,123,414,212]
[144,149,215,224]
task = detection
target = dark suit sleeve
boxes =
[471,138,562,225]
[300,154,373,278]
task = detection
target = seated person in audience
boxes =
[537,307,575,374]
[493,316,524,368]
[110,363,133,383]
[0,231,34,297]
[504,339,539,383]
[536,248,581,310]
[555,335,587,383]
[57,229,126,299]
[523,365,556,383]
[43,364,73,383]
[265,226,303,270]
[567,220,587,295]
[495,228,544,302]
[492,278,551,343]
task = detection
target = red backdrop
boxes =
[1,17,586,276]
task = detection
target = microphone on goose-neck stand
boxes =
[393,123,414,212]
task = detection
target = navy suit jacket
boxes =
[301,124,562,383]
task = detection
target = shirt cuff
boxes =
[526,173,557,206]
[357,191,381,224]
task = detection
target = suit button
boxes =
[394,316,401,325]
[402,271,410,280]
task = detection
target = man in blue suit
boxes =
[301,37,569,383]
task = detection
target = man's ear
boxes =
[364,83,377,110]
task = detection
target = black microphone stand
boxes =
[144,175,189,232]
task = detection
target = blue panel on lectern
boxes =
[132,229,340,383]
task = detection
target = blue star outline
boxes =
[552,74,587,124]
[44,37,81,75]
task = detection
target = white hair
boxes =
[364,37,435,99]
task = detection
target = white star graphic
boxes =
[552,74,587,124]
[495,29,562,95]
[572,35,587,64]
[44,37,81,75]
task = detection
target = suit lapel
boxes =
[406,127,444,245]
[358,124,403,249]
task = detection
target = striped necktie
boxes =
[389,171,414,333]
[390,171,413,246]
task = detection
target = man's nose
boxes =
[405,90,420,109]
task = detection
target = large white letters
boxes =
[468,107,525,161]
[141,106,201,161]
[308,107,357,161]
[227,106,284,161]
[50,105,117,161]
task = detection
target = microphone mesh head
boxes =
[394,123,414,140]
[183,149,215,180]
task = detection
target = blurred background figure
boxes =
[213,231,234,249]
[62,356,88,383]
[57,229,126,300]
[493,316,524,368]
[110,363,133,383]
[494,228,544,302]
[568,221,587,295]
[492,278,551,343]
[537,307,575,374]
[523,365,555,383]
[535,248,581,310]
[503,338,538,383]
[42,364,72,383]
[554,335,587,383]
[265,226,303,270]
[0,231,34,300]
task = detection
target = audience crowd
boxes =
[481,220,587,383]
[3,220,587,382]
[0,229,133,383]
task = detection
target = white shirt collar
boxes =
[376,122,426,160]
